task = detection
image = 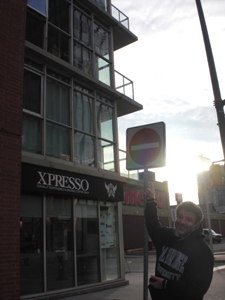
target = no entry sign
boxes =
[126,122,166,170]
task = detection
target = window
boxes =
[100,202,120,281]
[73,86,95,166]
[26,10,45,48]
[20,194,43,295]
[97,96,115,170]
[74,9,91,47]
[26,2,112,84]
[94,23,110,85]
[20,194,121,296]
[92,0,108,12]
[75,199,100,285]
[23,63,117,170]
[22,66,43,154]
[47,0,70,62]
[28,0,47,16]
[46,196,74,291]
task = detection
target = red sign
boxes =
[126,122,166,170]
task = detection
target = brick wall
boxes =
[0,1,27,299]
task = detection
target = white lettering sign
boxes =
[37,171,89,193]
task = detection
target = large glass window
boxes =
[22,115,42,154]
[26,10,45,48]
[46,196,74,291]
[49,0,70,33]
[75,199,100,286]
[47,25,70,62]
[28,0,47,16]
[74,43,92,75]
[94,23,110,85]
[46,122,71,159]
[20,194,43,296]
[22,66,43,154]
[46,77,70,125]
[97,98,113,141]
[23,63,117,169]
[100,202,120,281]
[96,97,115,170]
[26,2,112,84]
[23,69,42,114]
[74,9,91,47]
[20,194,121,296]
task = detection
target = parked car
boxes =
[203,228,222,244]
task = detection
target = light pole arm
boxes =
[195,0,225,159]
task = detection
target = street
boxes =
[62,239,225,300]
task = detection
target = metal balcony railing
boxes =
[115,70,134,100]
[111,4,129,30]
[119,149,139,179]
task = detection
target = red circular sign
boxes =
[129,128,161,165]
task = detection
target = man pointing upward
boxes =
[145,182,213,300]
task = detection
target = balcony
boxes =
[111,4,129,30]
[115,70,134,100]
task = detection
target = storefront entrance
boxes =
[20,164,123,297]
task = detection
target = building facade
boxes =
[0,1,143,299]
[197,170,225,236]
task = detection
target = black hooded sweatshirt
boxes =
[145,200,214,300]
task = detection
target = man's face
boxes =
[175,208,198,237]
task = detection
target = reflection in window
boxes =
[74,9,91,47]
[46,78,70,125]
[20,194,43,295]
[99,140,115,171]
[74,43,92,75]
[94,24,109,57]
[46,122,70,160]
[75,199,100,286]
[28,0,47,16]
[74,132,95,166]
[92,0,108,11]
[47,25,70,62]
[73,90,93,133]
[97,101,113,141]
[46,196,74,291]
[22,115,42,154]
[100,202,120,281]
[97,57,110,86]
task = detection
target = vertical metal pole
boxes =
[205,187,214,253]
[195,0,225,159]
[143,167,149,300]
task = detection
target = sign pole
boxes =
[143,166,149,300]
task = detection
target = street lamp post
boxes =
[195,0,225,160]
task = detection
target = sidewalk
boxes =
[61,251,225,300]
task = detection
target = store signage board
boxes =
[126,122,166,170]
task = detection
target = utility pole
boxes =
[195,0,225,160]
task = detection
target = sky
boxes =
[112,0,225,205]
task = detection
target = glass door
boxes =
[75,199,100,285]
[46,196,74,291]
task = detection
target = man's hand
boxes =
[145,182,155,199]
[149,275,164,289]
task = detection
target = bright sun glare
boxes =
[154,148,211,205]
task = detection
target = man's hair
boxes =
[176,201,203,224]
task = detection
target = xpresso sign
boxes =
[37,171,89,193]
[21,163,124,201]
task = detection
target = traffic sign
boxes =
[126,122,166,170]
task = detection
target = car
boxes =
[203,228,222,244]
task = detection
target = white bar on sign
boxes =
[131,142,159,151]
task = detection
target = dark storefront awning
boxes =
[21,163,123,201]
